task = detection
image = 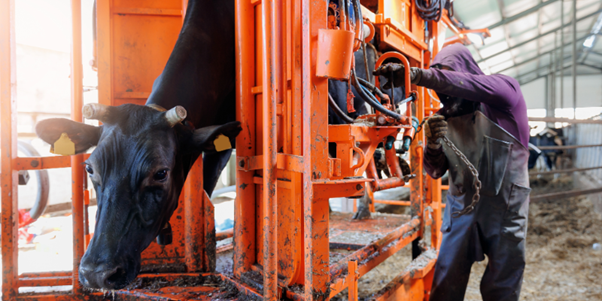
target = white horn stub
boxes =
[165,105,187,127]
[82,103,109,120]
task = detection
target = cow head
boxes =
[35,104,241,289]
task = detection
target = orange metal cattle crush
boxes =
[1,0,470,300]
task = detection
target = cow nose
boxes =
[79,263,126,289]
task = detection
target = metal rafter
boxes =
[494,33,589,74]
[477,7,602,64]
[487,0,561,30]
[497,0,519,67]
[536,0,544,72]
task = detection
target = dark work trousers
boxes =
[429,111,531,301]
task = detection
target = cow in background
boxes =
[528,127,565,171]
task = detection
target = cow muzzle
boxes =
[79,259,133,290]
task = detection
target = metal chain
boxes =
[416,116,482,216]
[442,136,482,217]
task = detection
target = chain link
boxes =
[442,136,482,217]
[418,116,482,216]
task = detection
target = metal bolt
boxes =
[356,184,363,191]
[30,160,39,168]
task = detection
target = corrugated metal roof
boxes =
[450,0,602,85]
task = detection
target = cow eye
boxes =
[85,164,94,175]
[154,169,169,182]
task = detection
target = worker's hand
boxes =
[373,63,423,89]
[424,115,447,149]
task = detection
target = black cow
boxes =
[528,128,564,170]
[35,0,238,289]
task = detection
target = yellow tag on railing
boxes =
[214,134,232,152]
[50,133,75,156]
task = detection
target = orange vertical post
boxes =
[184,158,204,272]
[234,0,257,277]
[0,0,18,299]
[70,0,85,293]
[302,0,330,299]
[262,0,281,298]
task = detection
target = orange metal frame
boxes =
[1,0,460,300]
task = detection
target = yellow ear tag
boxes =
[50,133,75,156]
[214,134,232,152]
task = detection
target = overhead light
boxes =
[583,35,596,48]
[467,33,484,46]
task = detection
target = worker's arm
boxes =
[422,115,448,179]
[424,146,448,179]
[374,64,521,110]
[417,69,520,110]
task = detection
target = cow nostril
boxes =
[105,267,126,287]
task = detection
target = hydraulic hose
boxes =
[329,93,355,124]
[357,77,389,102]
[351,70,403,120]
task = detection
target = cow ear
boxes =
[191,121,242,152]
[35,118,102,154]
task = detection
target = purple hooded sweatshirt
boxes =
[419,43,529,178]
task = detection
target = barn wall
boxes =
[569,114,602,214]
[520,74,602,110]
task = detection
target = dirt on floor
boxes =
[335,175,602,300]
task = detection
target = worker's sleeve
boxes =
[417,69,520,110]
[423,145,448,179]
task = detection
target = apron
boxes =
[430,111,531,301]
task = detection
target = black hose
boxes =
[329,93,355,124]
[356,77,388,102]
[351,70,403,120]
[354,0,372,83]
[415,0,444,22]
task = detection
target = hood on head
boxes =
[431,43,484,75]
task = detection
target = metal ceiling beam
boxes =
[520,70,600,86]
[536,0,544,72]
[517,59,602,85]
[494,34,589,73]
[487,0,560,30]
[497,0,518,67]
[476,8,602,64]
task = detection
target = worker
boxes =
[375,43,530,301]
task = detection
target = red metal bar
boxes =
[70,0,85,293]
[1,0,18,298]
[234,0,257,277]
[262,0,282,297]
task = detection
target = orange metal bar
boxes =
[261,0,281,298]
[347,260,358,301]
[216,229,234,241]
[19,271,72,278]
[234,0,257,277]
[13,155,90,171]
[70,0,85,293]
[1,0,18,298]
[374,200,410,206]
[184,158,204,272]
[330,218,420,280]
[18,277,72,287]
[328,230,421,298]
